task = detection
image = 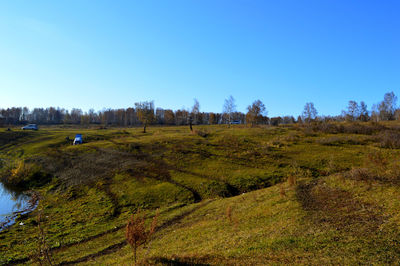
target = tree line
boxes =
[0,92,398,128]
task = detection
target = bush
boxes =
[126,210,158,264]
[3,161,51,189]
[230,173,281,193]
[376,130,400,149]
[193,129,209,138]
[317,136,363,146]
[306,122,386,135]
[345,151,400,184]
[204,181,238,197]
[347,167,373,181]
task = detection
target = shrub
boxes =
[30,210,54,265]
[205,181,235,197]
[307,122,386,135]
[288,164,312,179]
[317,136,362,146]
[230,174,280,193]
[345,151,400,184]
[376,130,400,149]
[347,167,373,181]
[193,129,209,138]
[126,210,159,264]
[3,161,51,189]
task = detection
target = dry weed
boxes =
[30,210,54,266]
[226,206,232,223]
[280,185,286,197]
[287,175,297,186]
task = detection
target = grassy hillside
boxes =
[1,123,400,265]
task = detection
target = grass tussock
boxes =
[192,129,209,138]
[345,150,400,184]
[376,130,400,149]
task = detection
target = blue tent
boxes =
[73,134,83,145]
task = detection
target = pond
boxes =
[0,182,35,230]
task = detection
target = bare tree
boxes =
[246,100,267,126]
[223,95,237,126]
[378,91,397,120]
[359,101,369,121]
[301,102,318,123]
[189,99,200,131]
[135,101,155,133]
[346,100,359,121]
[371,104,379,122]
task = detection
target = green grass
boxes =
[0,123,400,264]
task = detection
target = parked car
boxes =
[230,120,241,124]
[21,124,38,130]
[73,134,83,145]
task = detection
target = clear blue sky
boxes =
[0,0,399,117]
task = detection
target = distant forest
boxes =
[0,92,398,127]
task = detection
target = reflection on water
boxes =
[0,182,30,225]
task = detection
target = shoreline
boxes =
[0,191,39,231]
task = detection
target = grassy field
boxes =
[1,123,400,265]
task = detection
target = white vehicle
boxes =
[21,124,38,130]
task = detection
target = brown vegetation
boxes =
[296,179,384,234]
[376,130,400,148]
[125,210,159,264]
[344,151,400,185]
[30,210,55,266]
[226,205,232,223]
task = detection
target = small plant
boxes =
[30,210,54,266]
[287,175,297,186]
[126,209,159,265]
[287,162,308,186]
[226,206,232,223]
[326,157,338,175]
[280,185,286,197]
[348,167,371,181]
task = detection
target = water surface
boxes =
[0,182,31,228]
